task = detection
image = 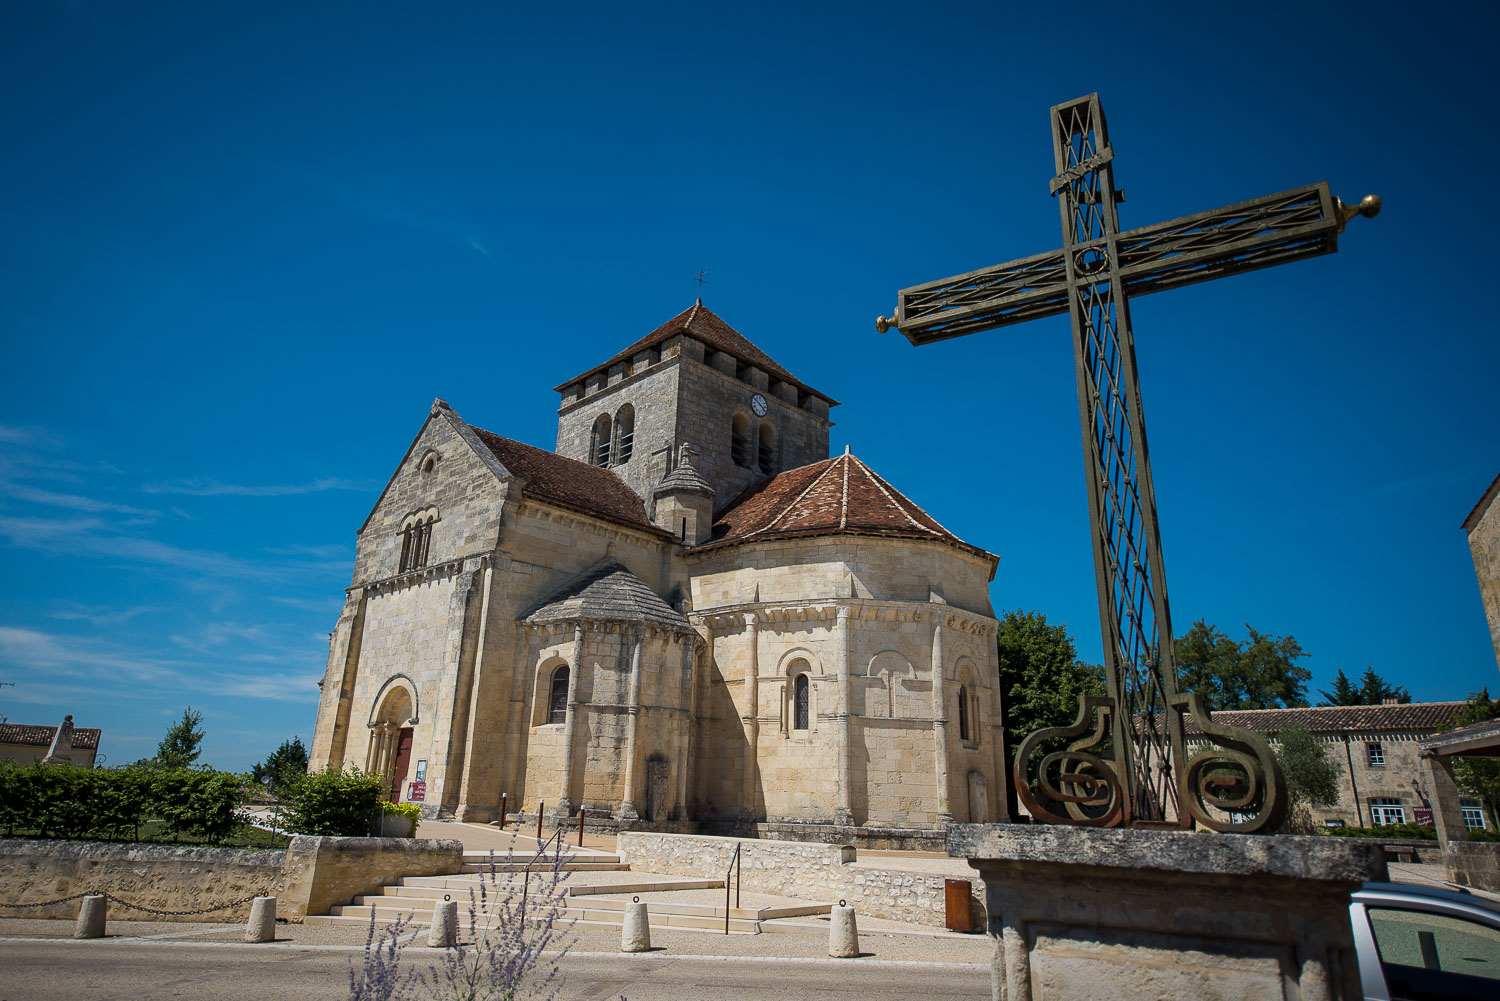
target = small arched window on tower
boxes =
[549,666,570,724]
[591,414,612,467]
[793,673,810,731]
[758,422,775,475]
[731,412,751,468]
[957,684,970,742]
[614,404,635,464]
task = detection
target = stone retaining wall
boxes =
[0,836,464,922]
[1445,841,1500,892]
[616,831,980,929]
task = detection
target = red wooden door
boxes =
[390,727,414,801]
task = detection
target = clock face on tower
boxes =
[750,393,769,417]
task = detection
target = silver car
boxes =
[1350,882,1500,1000]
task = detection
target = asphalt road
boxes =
[0,938,992,1001]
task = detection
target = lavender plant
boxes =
[350,912,415,1001]
[349,834,579,1001]
[413,843,577,1001]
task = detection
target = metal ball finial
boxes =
[1358,194,1381,218]
[875,315,894,333]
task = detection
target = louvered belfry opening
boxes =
[758,422,775,475]
[731,412,751,468]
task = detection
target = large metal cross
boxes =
[878,94,1378,833]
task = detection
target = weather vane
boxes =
[695,269,710,301]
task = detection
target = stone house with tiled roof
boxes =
[0,721,101,767]
[310,304,1008,841]
[1181,701,1493,831]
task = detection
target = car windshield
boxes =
[1368,906,1500,1000]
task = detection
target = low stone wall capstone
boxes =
[616,831,980,929]
[0,835,464,922]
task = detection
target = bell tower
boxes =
[553,303,836,514]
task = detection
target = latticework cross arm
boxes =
[884,182,1350,346]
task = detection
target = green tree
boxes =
[1451,688,1500,828]
[1318,666,1410,706]
[1273,721,1340,833]
[1317,669,1361,707]
[1175,621,1310,711]
[154,707,205,769]
[995,609,1105,745]
[251,735,309,795]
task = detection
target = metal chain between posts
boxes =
[0,890,262,917]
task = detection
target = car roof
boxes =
[1355,881,1500,920]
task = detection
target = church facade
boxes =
[309,304,1011,837]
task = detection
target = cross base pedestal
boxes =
[948,824,1387,1001]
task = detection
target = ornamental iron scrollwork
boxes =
[879,93,1375,831]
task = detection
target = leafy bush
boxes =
[285,768,385,836]
[0,761,247,843]
[378,801,421,837]
[1465,826,1500,843]
[1318,822,1437,840]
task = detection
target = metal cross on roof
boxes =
[878,93,1379,833]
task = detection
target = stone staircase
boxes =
[304,850,831,935]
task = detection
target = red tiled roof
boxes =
[1179,701,1467,737]
[469,428,669,537]
[0,723,102,750]
[700,451,995,561]
[553,303,838,406]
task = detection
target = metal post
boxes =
[578,808,586,847]
[537,801,544,843]
[499,792,507,829]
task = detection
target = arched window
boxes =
[614,404,635,464]
[731,413,751,468]
[591,415,612,467]
[399,515,435,573]
[549,666,570,724]
[957,684,970,742]
[793,673,810,730]
[757,421,775,475]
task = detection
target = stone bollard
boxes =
[621,897,651,953]
[428,899,458,948]
[245,896,277,942]
[828,900,859,958]
[74,894,107,939]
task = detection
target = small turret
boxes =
[652,442,716,544]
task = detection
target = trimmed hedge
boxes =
[282,768,386,836]
[0,762,247,843]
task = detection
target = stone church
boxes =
[309,303,1010,839]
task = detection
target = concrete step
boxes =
[567,878,722,896]
[459,861,629,873]
[323,900,763,934]
[461,850,622,864]
[349,889,827,923]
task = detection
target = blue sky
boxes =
[2,1,1496,770]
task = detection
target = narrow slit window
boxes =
[549,667,569,725]
[958,685,970,741]
[793,674,809,730]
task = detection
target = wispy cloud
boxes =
[0,425,65,449]
[271,596,344,613]
[142,477,372,497]
[49,603,161,627]
[264,543,351,560]
[3,483,159,517]
[0,626,322,705]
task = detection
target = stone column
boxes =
[619,629,645,820]
[1421,751,1469,848]
[931,613,952,824]
[556,622,585,818]
[743,612,760,819]
[834,606,854,827]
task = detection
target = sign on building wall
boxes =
[408,781,427,801]
[1414,807,1434,826]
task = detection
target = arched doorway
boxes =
[369,685,416,802]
